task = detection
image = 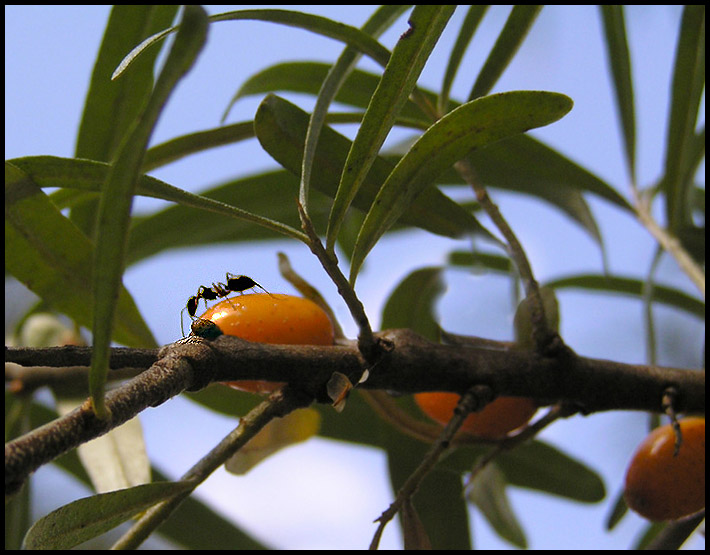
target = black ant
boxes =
[181,273,272,336]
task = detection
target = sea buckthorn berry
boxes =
[414,392,537,439]
[200,293,335,393]
[624,417,705,521]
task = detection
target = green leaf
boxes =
[599,6,636,180]
[386,432,471,549]
[444,440,605,502]
[350,90,574,282]
[544,274,705,320]
[467,463,527,548]
[22,481,193,550]
[326,5,455,250]
[254,94,489,241]
[381,267,444,342]
[143,122,255,171]
[466,132,633,210]
[11,155,307,244]
[439,5,488,113]
[663,5,705,232]
[115,8,391,81]
[468,6,543,100]
[227,61,438,124]
[126,170,315,266]
[76,6,178,163]
[71,6,178,237]
[296,5,408,213]
[4,163,156,348]
[90,5,208,418]
[13,398,266,550]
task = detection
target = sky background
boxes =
[5,5,704,549]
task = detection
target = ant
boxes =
[181,273,272,336]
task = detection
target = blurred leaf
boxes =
[327,5,455,249]
[21,398,265,549]
[444,440,605,503]
[23,482,193,550]
[225,408,321,475]
[462,133,633,245]
[89,5,208,417]
[448,250,514,275]
[545,274,705,320]
[467,463,527,548]
[605,488,629,530]
[498,440,605,502]
[468,5,542,100]
[386,432,471,549]
[381,267,444,342]
[4,163,156,348]
[254,94,489,240]
[600,5,636,180]
[439,5,488,113]
[663,5,705,232]
[350,91,573,282]
[401,498,432,550]
[56,394,150,494]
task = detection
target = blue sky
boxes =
[5,5,704,549]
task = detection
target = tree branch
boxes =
[5,329,705,496]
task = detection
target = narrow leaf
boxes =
[468,6,542,100]
[90,5,208,418]
[76,6,178,162]
[467,463,527,548]
[544,274,705,319]
[663,5,705,231]
[225,408,321,474]
[350,90,573,282]
[71,6,178,237]
[299,6,408,212]
[23,482,193,550]
[327,5,455,249]
[115,8,391,81]
[445,439,605,503]
[599,6,636,180]
[10,155,307,244]
[401,498,433,550]
[227,61,436,124]
[439,5,489,114]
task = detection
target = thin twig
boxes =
[112,386,312,549]
[297,201,379,365]
[630,187,705,298]
[454,159,557,354]
[369,385,493,549]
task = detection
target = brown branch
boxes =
[5,329,705,496]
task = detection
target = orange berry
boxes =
[414,392,537,439]
[200,293,335,393]
[624,417,705,521]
